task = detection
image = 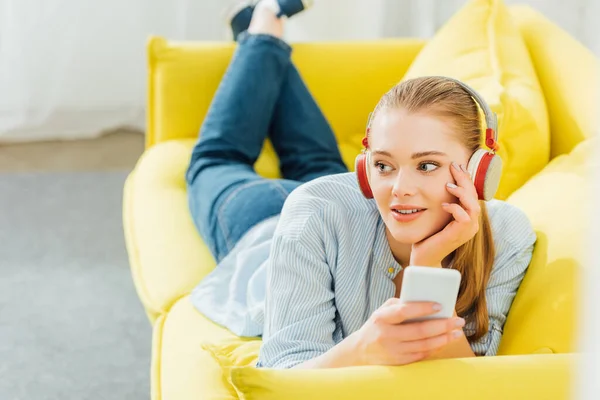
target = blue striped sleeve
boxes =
[470,205,537,356]
[257,191,337,369]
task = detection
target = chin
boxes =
[386,221,430,244]
[388,230,428,244]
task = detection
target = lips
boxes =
[390,205,427,223]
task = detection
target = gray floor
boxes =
[0,171,151,400]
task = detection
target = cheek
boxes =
[423,172,455,202]
[371,180,391,211]
[432,181,456,203]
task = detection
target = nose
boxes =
[391,169,417,197]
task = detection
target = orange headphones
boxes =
[355,76,503,201]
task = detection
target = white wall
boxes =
[578,62,600,400]
[0,0,228,142]
[0,0,597,142]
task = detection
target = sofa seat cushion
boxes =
[154,295,260,400]
[229,353,573,400]
[156,298,574,400]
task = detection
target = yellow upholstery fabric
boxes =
[122,3,599,400]
[153,296,258,400]
[124,139,282,322]
[230,355,574,400]
[510,6,599,158]
[124,140,211,322]
[402,0,549,200]
[501,138,596,355]
[154,297,575,400]
[146,37,425,165]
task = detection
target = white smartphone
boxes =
[398,266,461,323]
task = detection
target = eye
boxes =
[418,162,440,173]
[374,161,393,174]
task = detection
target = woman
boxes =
[186,0,536,369]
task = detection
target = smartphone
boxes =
[398,266,461,323]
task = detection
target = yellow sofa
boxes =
[123,5,598,400]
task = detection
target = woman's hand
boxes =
[409,162,481,267]
[351,298,466,366]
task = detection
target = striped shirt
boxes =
[191,172,536,369]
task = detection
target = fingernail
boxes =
[460,164,468,173]
[441,202,450,207]
[454,318,465,328]
[452,162,460,171]
[446,182,458,189]
[452,330,463,339]
[432,303,443,311]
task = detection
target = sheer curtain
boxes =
[0,0,597,142]
[0,0,227,142]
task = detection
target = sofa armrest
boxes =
[231,354,575,400]
[146,36,425,148]
[123,140,212,322]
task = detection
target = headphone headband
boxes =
[434,76,498,145]
[365,76,499,151]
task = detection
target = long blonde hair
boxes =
[369,76,495,341]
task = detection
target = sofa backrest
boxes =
[147,5,598,160]
[497,7,597,355]
[511,5,599,158]
[145,37,424,151]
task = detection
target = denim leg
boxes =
[186,33,297,262]
[188,169,301,262]
[269,64,349,182]
[187,33,292,184]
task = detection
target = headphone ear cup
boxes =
[355,153,374,199]
[467,149,503,201]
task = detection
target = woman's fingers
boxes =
[373,300,441,325]
[441,202,470,224]
[445,183,480,215]
[396,351,430,365]
[451,162,476,191]
[448,162,481,216]
[398,329,465,354]
[393,317,466,341]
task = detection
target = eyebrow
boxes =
[371,150,448,159]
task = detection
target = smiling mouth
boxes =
[392,208,426,215]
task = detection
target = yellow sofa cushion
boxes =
[501,137,597,355]
[154,295,260,400]
[146,37,425,152]
[402,0,549,200]
[159,297,574,400]
[228,354,573,400]
[510,5,599,158]
[200,333,573,400]
[124,139,281,322]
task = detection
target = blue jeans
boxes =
[186,33,348,262]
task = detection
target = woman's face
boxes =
[368,108,472,245]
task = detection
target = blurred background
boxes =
[0,1,598,399]
[0,0,598,143]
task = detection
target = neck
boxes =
[385,228,412,267]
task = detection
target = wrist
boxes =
[345,330,366,366]
[409,257,442,268]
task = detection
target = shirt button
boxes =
[388,267,395,274]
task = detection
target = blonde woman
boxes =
[186,0,535,369]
